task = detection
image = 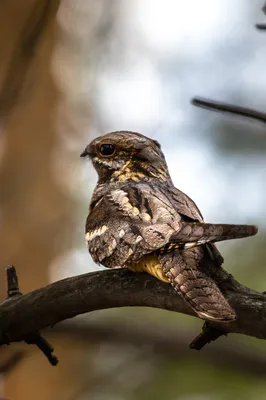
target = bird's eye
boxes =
[99,143,115,157]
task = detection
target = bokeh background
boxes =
[0,1,266,399]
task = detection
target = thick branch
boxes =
[0,268,266,346]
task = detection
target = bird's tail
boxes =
[159,249,236,322]
[169,222,257,249]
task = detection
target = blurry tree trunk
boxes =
[0,1,89,399]
[0,0,67,294]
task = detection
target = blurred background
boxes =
[0,0,266,399]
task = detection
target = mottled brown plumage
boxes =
[81,131,258,322]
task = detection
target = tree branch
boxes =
[0,266,266,355]
[191,97,266,124]
[256,23,266,30]
[2,266,58,366]
[189,322,227,350]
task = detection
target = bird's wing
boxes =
[85,183,182,267]
[164,185,224,264]
[85,183,256,268]
[165,185,204,222]
[158,246,236,321]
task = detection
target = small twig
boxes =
[3,265,58,366]
[6,265,22,297]
[256,23,266,30]
[24,334,58,366]
[191,97,266,124]
[189,322,227,350]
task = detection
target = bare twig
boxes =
[6,265,22,297]
[191,97,266,124]
[2,266,58,366]
[24,334,58,366]
[189,322,227,350]
[256,23,266,30]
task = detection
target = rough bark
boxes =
[0,268,265,346]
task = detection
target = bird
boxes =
[81,131,258,322]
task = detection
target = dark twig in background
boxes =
[191,97,266,124]
[256,23,266,30]
[192,5,266,121]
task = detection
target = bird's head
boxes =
[80,131,171,183]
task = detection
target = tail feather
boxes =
[171,222,257,246]
[159,249,236,322]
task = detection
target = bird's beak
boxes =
[80,148,88,158]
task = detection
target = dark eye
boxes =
[99,143,115,157]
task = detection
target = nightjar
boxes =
[81,131,257,322]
